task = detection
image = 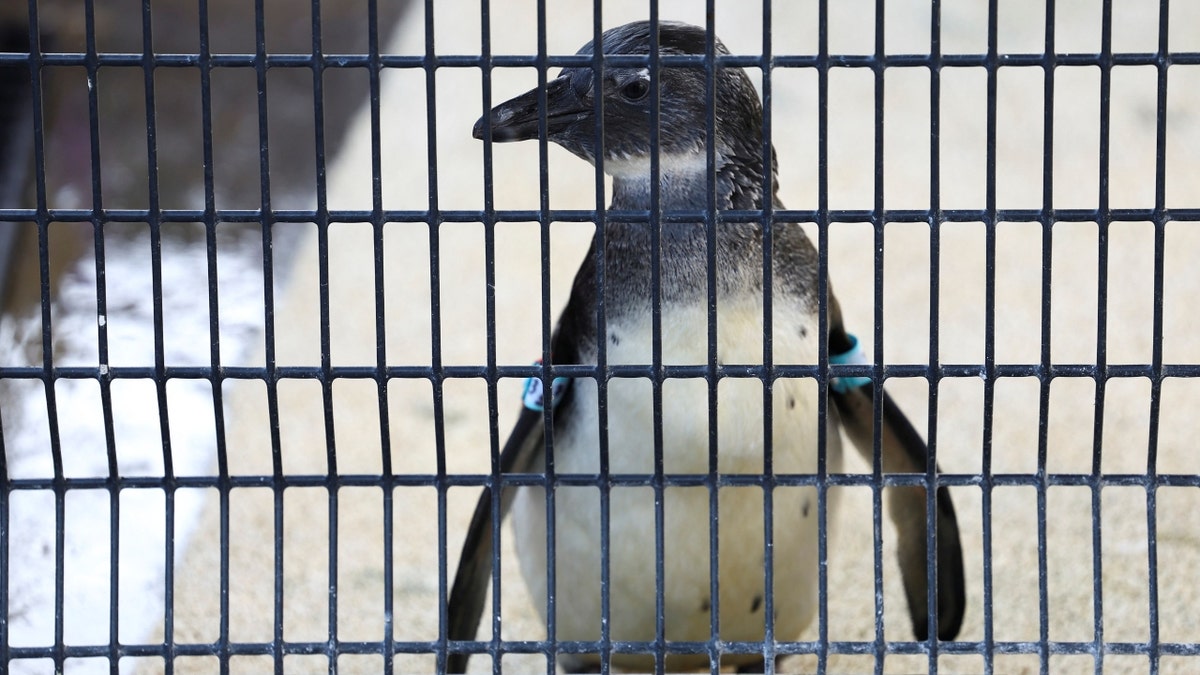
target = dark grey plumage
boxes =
[451,20,965,673]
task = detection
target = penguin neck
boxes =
[606,151,767,239]
[593,151,774,310]
[606,151,769,246]
[609,153,709,211]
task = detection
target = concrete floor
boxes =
[158,0,1200,672]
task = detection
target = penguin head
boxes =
[472,21,767,182]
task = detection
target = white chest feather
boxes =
[512,297,843,670]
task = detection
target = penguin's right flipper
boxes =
[446,406,546,673]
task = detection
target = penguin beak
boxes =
[472,75,590,142]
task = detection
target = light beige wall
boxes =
[161,2,1200,673]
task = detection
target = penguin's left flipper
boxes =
[446,406,546,673]
[828,329,966,642]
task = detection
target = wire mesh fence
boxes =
[1,0,1199,673]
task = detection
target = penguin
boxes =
[447,20,965,673]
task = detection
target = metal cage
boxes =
[1,0,1198,673]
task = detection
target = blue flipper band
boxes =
[522,370,571,412]
[830,333,872,393]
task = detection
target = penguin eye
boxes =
[620,78,650,102]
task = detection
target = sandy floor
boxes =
[157,1,1200,673]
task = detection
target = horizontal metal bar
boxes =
[5,637,1196,661]
[0,362,1194,383]
[2,207,1199,224]
[6,471,1199,492]
[2,51,1198,69]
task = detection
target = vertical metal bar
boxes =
[321,12,344,675]
[925,0,946,667]
[867,0,889,670]
[476,2,506,672]
[196,0,227,673]
[79,0,121,670]
[306,2,342,670]
[595,63,614,675]
[363,0,394,671]
[1034,2,1056,674]
[140,2,173,490]
[139,2,178,673]
[22,0,67,670]
[702,5,720,674]
[1144,3,1171,674]
[589,3,612,672]
[250,0,285,671]
[758,3,777,672]
[981,0,1003,672]
[1090,3,1115,673]
[646,7,666,673]
[870,0,889,664]
[425,0,451,671]
[815,1,831,670]
[532,2,557,671]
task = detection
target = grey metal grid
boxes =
[0,0,1197,673]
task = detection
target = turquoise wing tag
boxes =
[522,364,571,412]
[830,333,872,393]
